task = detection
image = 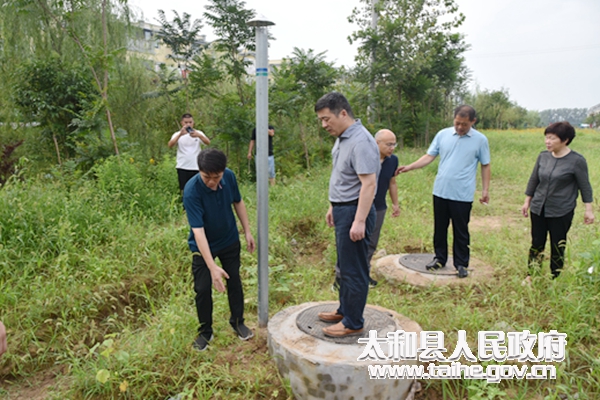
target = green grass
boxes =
[1,129,599,399]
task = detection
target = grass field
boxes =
[1,129,599,399]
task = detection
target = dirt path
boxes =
[1,368,66,400]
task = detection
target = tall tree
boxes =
[33,0,130,156]
[155,9,204,110]
[270,48,338,169]
[203,0,255,105]
[467,88,515,129]
[13,58,97,164]
[349,0,467,144]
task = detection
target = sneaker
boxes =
[193,334,213,352]
[331,276,341,292]
[232,322,254,341]
[426,258,444,271]
[456,265,468,278]
[369,277,378,288]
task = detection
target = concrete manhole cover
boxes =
[296,304,397,344]
[399,253,458,276]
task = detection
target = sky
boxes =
[128,0,600,111]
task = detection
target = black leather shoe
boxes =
[426,258,444,271]
[456,265,469,278]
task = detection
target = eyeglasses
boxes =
[385,143,397,148]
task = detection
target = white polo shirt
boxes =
[170,130,207,170]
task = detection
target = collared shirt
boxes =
[329,119,380,202]
[183,168,242,253]
[170,130,206,170]
[374,154,399,211]
[427,126,490,202]
[525,150,593,217]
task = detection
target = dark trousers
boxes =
[177,168,198,191]
[529,210,574,278]
[192,241,244,338]
[333,203,376,330]
[334,208,385,279]
[433,195,472,268]
[367,209,387,265]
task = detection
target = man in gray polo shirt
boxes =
[314,92,380,338]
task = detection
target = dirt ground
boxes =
[469,215,523,231]
[1,367,66,400]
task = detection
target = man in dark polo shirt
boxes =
[183,148,256,351]
[315,92,380,338]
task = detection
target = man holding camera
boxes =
[168,113,211,194]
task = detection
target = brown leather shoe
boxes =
[322,322,364,337]
[318,311,344,323]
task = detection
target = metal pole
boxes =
[255,24,269,328]
[368,0,379,124]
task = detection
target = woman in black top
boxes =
[521,122,595,281]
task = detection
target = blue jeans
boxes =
[367,208,387,265]
[333,203,376,330]
[268,155,275,179]
[334,207,384,277]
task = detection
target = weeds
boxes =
[0,130,599,398]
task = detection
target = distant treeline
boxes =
[465,88,596,130]
[538,108,590,127]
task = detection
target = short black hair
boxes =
[314,92,354,119]
[197,148,227,173]
[181,113,193,120]
[454,105,477,121]
[545,121,575,145]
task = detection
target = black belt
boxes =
[331,199,359,207]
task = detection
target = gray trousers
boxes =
[335,208,387,278]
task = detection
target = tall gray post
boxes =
[368,0,379,123]
[248,14,274,328]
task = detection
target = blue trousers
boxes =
[333,203,376,330]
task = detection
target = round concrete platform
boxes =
[268,302,423,400]
[399,254,458,276]
[373,253,495,287]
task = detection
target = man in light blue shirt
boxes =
[397,105,491,278]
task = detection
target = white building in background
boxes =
[127,21,208,73]
[128,22,283,82]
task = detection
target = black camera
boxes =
[186,127,194,133]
